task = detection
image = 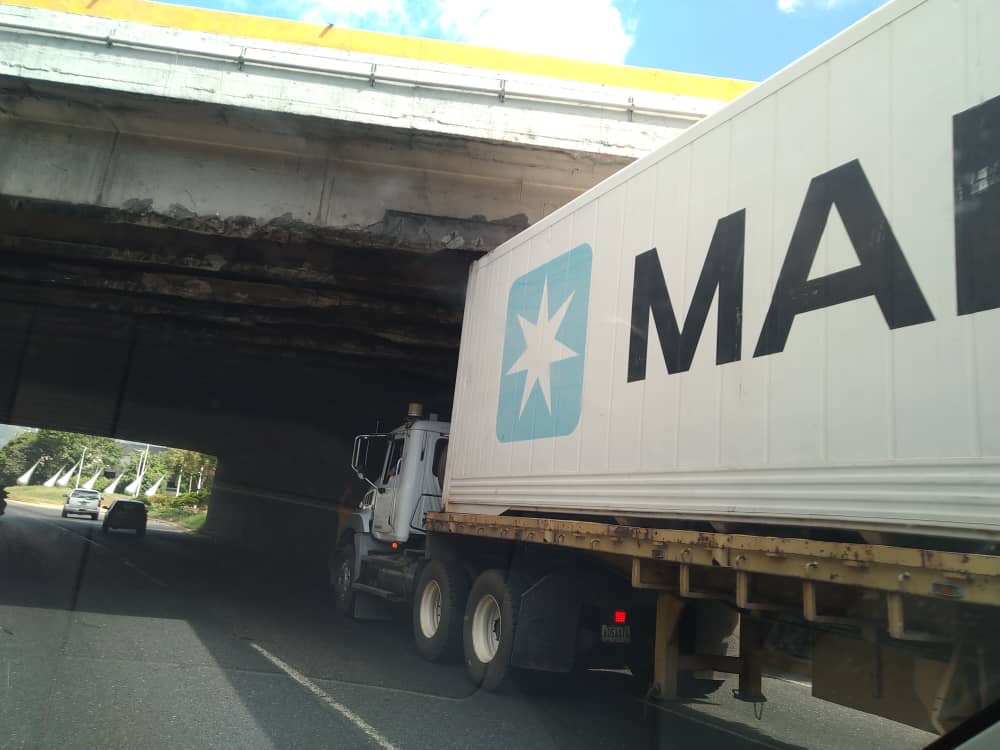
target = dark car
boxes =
[101,499,147,536]
[0,487,6,516]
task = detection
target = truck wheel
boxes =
[463,569,525,691]
[332,539,356,618]
[413,560,469,662]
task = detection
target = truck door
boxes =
[372,435,405,539]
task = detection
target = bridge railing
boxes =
[0,16,718,123]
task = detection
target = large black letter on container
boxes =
[954,94,1000,316]
[627,210,745,381]
[754,160,934,358]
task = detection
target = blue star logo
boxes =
[496,244,592,442]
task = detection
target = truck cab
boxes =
[332,404,449,617]
[351,406,449,545]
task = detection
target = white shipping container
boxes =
[444,0,1000,540]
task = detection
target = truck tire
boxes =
[332,539,356,618]
[413,559,469,662]
[463,569,525,691]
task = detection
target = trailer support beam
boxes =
[735,613,766,703]
[652,592,685,700]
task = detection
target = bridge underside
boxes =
[0,194,485,383]
[0,71,632,563]
[0,185,476,562]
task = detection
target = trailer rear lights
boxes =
[391,542,399,550]
[613,610,627,624]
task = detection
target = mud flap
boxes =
[511,570,596,672]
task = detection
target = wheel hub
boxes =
[471,593,502,663]
[419,579,442,638]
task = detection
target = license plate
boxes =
[600,624,631,644]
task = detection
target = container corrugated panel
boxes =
[444,0,1000,540]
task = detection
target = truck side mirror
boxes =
[351,433,391,492]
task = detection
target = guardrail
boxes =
[0,18,706,122]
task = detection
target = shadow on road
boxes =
[1,505,811,750]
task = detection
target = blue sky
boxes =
[166,0,888,82]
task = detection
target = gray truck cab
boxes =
[351,408,450,545]
[335,404,450,618]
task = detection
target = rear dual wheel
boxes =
[462,569,525,691]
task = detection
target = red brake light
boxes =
[613,609,627,625]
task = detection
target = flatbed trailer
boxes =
[426,511,1000,734]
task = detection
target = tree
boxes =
[110,445,216,496]
[0,429,123,486]
[0,432,36,485]
[0,428,215,495]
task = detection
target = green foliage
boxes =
[148,507,207,531]
[0,433,34,486]
[144,490,209,532]
[113,448,216,497]
[145,490,210,510]
[0,427,217,499]
[0,429,123,486]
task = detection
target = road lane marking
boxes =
[63,529,168,588]
[33,508,170,588]
[249,642,401,750]
[120,558,169,588]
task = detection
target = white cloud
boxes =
[778,0,879,12]
[288,0,636,65]
[436,0,634,64]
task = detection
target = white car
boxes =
[62,488,101,520]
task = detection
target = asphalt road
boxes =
[0,501,934,750]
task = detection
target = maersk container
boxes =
[443,0,1000,541]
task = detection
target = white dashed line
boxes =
[249,642,400,750]
[42,511,169,588]
[120,558,169,588]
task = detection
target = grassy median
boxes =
[146,505,208,531]
[4,485,68,505]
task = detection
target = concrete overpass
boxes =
[0,0,754,562]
